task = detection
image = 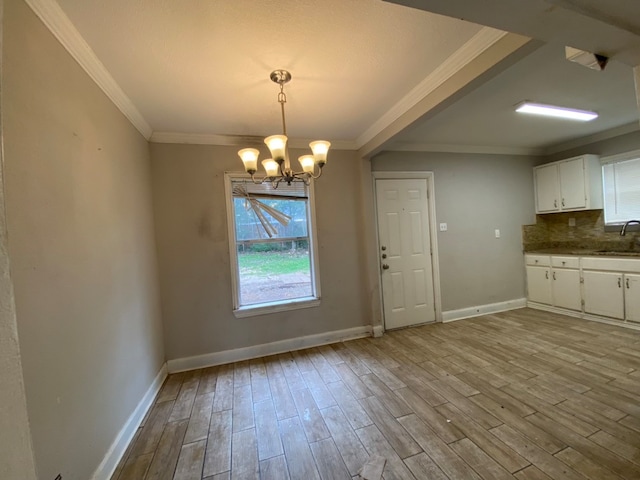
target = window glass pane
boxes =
[603,156,640,224]
[237,241,312,306]
[227,176,318,310]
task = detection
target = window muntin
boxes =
[602,150,640,225]
[224,174,321,316]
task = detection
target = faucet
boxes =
[620,220,640,236]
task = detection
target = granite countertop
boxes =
[525,248,640,257]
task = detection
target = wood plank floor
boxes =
[111,308,640,479]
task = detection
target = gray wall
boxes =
[0,0,38,476]
[372,151,538,311]
[150,143,371,361]
[3,1,165,478]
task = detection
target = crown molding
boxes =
[150,132,358,150]
[384,142,544,156]
[543,121,640,156]
[24,0,153,139]
[356,26,509,149]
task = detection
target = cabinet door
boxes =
[625,274,640,323]
[583,270,624,319]
[526,266,551,305]
[559,157,587,210]
[535,164,559,213]
[552,268,581,311]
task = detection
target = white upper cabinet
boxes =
[535,164,560,212]
[534,154,603,214]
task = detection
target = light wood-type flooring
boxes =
[111,308,640,479]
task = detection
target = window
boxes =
[224,174,321,317]
[602,149,640,225]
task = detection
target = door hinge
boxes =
[581,299,585,307]
[580,277,584,283]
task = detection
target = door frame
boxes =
[372,171,443,330]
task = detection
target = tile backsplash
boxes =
[522,210,639,251]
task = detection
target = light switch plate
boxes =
[495,229,501,238]
[439,223,447,232]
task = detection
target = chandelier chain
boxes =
[278,83,287,136]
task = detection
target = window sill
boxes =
[233,297,321,318]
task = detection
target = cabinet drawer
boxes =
[551,256,579,269]
[581,257,640,273]
[525,255,550,266]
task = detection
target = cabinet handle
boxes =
[553,272,556,280]
[618,277,622,288]
[554,199,558,208]
[627,278,630,289]
[545,271,549,279]
[562,198,565,207]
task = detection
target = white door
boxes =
[583,270,624,319]
[376,179,435,329]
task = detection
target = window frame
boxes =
[224,172,322,318]
[601,149,640,232]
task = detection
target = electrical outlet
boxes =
[495,229,501,238]
[439,223,447,232]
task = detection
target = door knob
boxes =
[382,264,389,270]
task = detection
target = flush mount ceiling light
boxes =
[515,102,598,121]
[238,70,330,188]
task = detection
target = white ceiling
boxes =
[390,41,639,154]
[27,0,640,156]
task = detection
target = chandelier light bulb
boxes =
[262,159,279,177]
[238,148,259,173]
[310,141,331,166]
[298,155,315,173]
[264,135,288,163]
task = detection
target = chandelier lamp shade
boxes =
[238,70,330,188]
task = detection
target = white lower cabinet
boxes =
[626,274,640,323]
[525,265,551,305]
[552,268,582,311]
[527,255,640,326]
[525,255,581,311]
[583,270,624,319]
[581,257,640,324]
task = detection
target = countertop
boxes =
[526,248,640,257]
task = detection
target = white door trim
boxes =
[372,172,442,328]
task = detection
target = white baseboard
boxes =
[528,303,640,331]
[167,325,373,373]
[91,363,168,480]
[372,325,384,338]
[525,302,582,318]
[442,298,527,323]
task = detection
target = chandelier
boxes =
[238,70,330,188]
